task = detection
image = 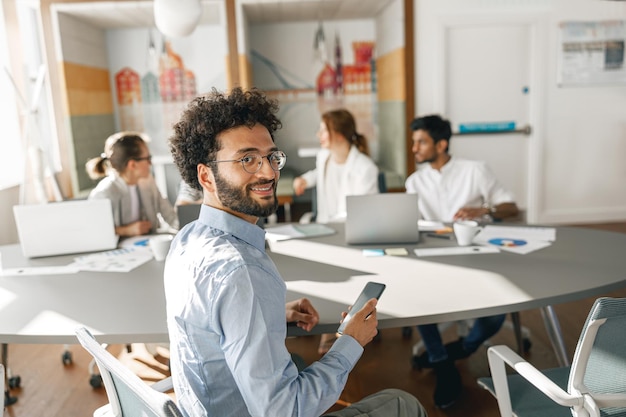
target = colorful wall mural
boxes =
[250,20,379,175]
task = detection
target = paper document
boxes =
[70,246,153,272]
[265,224,336,241]
[474,225,556,254]
[418,220,449,232]
[119,235,151,248]
[1,265,80,277]
[414,246,500,257]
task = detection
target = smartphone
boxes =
[337,281,386,334]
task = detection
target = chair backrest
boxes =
[569,297,626,416]
[377,171,387,193]
[75,327,183,417]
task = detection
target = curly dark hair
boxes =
[169,87,282,191]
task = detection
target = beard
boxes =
[416,152,437,164]
[214,171,278,218]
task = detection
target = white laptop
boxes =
[345,193,420,245]
[13,199,119,258]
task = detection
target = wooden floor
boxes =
[3,222,626,417]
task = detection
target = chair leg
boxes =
[2,343,18,406]
[511,312,524,354]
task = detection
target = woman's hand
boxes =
[292,177,307,196]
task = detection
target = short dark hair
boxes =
[169,87,282,191]
[409,115,452,147]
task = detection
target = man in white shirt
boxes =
[406,115,519,222]
[405,114,519,409]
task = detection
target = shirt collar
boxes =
[424,155,455,173]
[439,155,455,173]
[198,205,266,252]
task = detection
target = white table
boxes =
[0,225,625,364]
[268,224,626,365]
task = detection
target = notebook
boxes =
[345,193,420,245]
[177,203,201,228]
[13,199,119,258]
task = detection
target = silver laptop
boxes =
[345,193,420,245]
[13,199,119,258]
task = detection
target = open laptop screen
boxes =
[13,199,119,258]
[345,193,420,245]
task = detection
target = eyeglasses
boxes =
[207,151,287,174]
[134,155,152,163]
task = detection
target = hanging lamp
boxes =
[153,0,202,38]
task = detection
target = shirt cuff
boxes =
[328,334,364,365]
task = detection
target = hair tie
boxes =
[100,153,108,160]
[352,133,357,142]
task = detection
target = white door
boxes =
[444,23,532,209]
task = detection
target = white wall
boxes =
[376,0,404,57]
[248,19,377,175]
[416,0,626,225]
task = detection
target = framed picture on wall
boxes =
[557,20,626,86]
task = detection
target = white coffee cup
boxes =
[149,235,173,261]
[453,220,481,246]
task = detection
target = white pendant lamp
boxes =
[154,0,202,38]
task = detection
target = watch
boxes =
[483,204,497,217]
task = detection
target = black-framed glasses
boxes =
[207,151,287,174]
[134,155,152,163]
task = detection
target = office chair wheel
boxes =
[5,389,18,406]
[401,326,413,339]
[89,374,103,389]
[8,375,21,389]
[62,350,73,365]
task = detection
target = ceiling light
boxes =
[154,0,202,38]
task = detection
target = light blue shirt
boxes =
[164,205,363,417]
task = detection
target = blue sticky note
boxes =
[363,249,385,257]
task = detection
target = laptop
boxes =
[345,193,420,245]
[13,199,119,258]
[177,203,201,228]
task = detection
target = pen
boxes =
[426,233,452,240]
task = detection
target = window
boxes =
[0,3,24,190]
[0,2,59,197]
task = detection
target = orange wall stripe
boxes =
[376,47,405,102]
[63,61,113,116]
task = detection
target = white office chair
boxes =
[75,327,181,417]
[478,297,626,417]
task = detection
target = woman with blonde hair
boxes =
[86,131,178,237]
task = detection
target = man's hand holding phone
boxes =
[336,281,386,347]
[339,298,379,347]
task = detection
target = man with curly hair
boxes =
[164,87,426,417]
